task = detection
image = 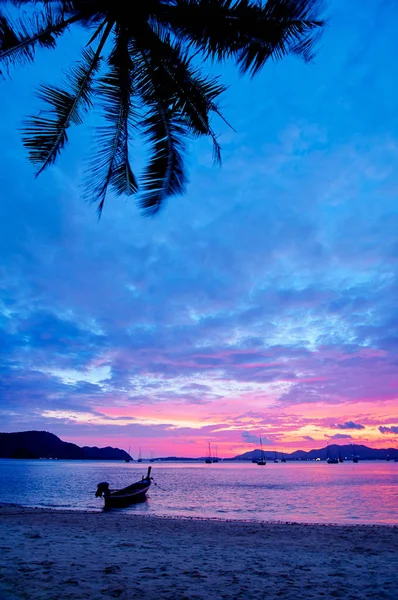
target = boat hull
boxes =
[104,485,151,509]
[97,467,153,509]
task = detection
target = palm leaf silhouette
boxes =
[22,45,104,174]
[86,26,138,215]
[0,7,76,76]
[0,0,325,216]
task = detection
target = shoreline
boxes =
[1,505,397,599]
[1,501,397,528]
[1,502,397,528]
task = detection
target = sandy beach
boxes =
[0,505,396,600]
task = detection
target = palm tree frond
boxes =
[132,26,225,165]
[131,43,188,214]
[140,107,187,216]
[160,0,324,74]
[135,26,224,122]
[0,6,74,76]
[236,0,325,73]
[109,160,137,197]
[1,0,326,219]
[157,0,237,61]
[85,27,138,216]
[86,18,107,46]
[22,46,102,174]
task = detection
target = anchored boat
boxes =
[257,435,266,465]
[352,444,359,463]
[205,441,212,464]
[95,467,153,509]
[326,443,339,464]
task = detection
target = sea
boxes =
[0,459,396,525]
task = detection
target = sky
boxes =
[1,0,398,458]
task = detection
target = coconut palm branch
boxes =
[131,42,188,215]
[132,24,225,164]
[157,0,324,70]
[22,41,107,174]
[0,0,325,215]
[86,25,138,215]
[0,6,77,76]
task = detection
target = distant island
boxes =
[0,431,396,461]
[0,431,129,461]
[153,444,397,462]
[231,444,398,462]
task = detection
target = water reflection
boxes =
[0,460,396,524]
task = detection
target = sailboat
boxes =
[137,447,143,463]
[326,443,338,464]
[281,452,287,463]
[205,441,212,464]
[125,446,131,463]
[352,444,359,463]
[257,436,266,465]
[149,448,155,463]
[212,445,220,463]
[273,452,279,463]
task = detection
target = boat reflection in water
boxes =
[95,467,153,509]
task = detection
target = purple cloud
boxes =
[329,434,353,439]
[1,0,398,446]
[241,431,259,444]
[379,426,398,435]
[259,436,275,446]
[334,421,365,430]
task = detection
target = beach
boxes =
[0,505,396,599]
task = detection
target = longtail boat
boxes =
[95,467,153,509]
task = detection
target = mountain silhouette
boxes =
[0,431,129,460]
[234,444,397,461]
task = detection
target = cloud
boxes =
[241,431,259,444]
[329,434,353,439]
[303,436,314,441]
[379,426,398,435]
[334,421,365,430]
[257,436,275,445]
[1,0,398,453]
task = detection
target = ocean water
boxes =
[0,459,396,525]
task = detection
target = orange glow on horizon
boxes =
[48,395,398,458]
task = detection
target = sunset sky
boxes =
[1,0,397,458]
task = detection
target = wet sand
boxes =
[0,505,396,599]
